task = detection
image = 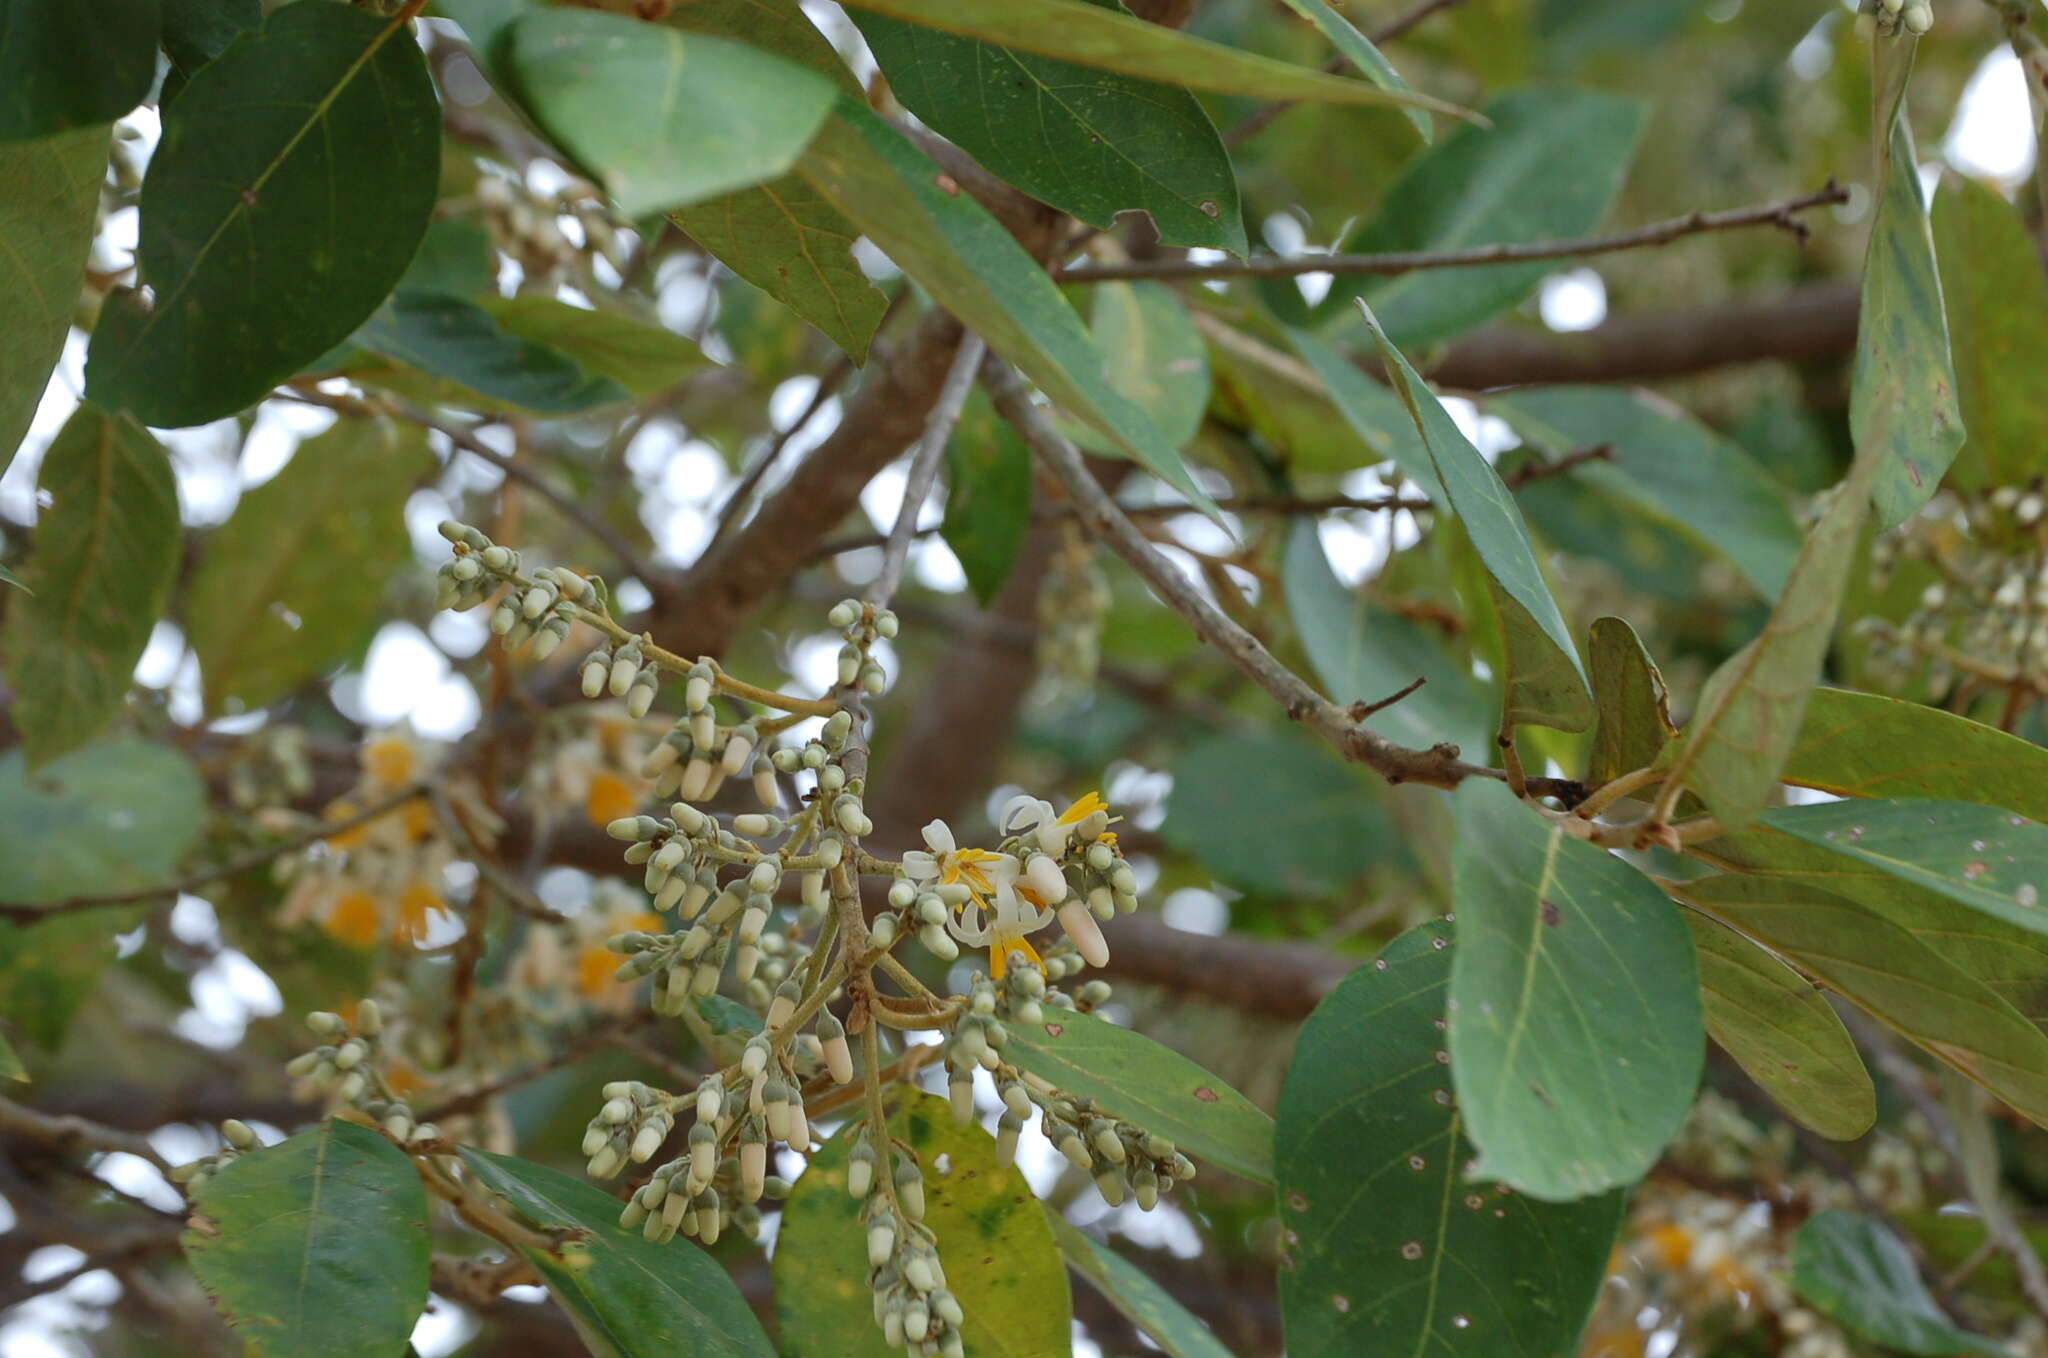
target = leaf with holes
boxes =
[459,1148,777,1358]
[1585,616,1676,785]
[942,390,1033,607]
[84,0,439,428]
[1004,1007,1272,1182]
[1450,779,1702,1199]
[1791,1211,2006,1356]
[773,1089,1070,1358]
[1934,174,2048,490]
[7,405,179,766]
[0,127,105,475]
[184,1120,430,1358]
[1276,921,1625,1356]
[0,0,159,140]
[1046,1211,1232,1358]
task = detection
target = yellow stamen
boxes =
[989,934,1041,980]
[324,889,382,947]
[1056,792,1108,825]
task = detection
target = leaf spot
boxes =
[1540,899,1561,927]
[1193,1085,1219,1103]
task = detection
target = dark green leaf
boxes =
[855,6,1244,254]
[1780,688,2048,816]
[160,0,260,87]
[1585,616,1675,785]
[1274,0,1430,140]
[184,418,431,714]
[1277,922,1625,1356]
[7,405,179,765]
[1003,1007,1273,1183]
[1933,175,2048,491]
[84,0,441,428]
[506,8,836,218]
[0,127,105,474]
[0,0,159,140]
[398,219,495,298]
[1045,1211,1232,1358]
[1320,90,1647,345]
[1450,779,1702,1199]
[772,1089,1069,1358]
[0,912,137,1051]
[479,296,703,397]
[459,1148,778,1358]
[1683,911,1874,1140]
[1360,304,1592,733]
[359,293,628,414]
[1790,1211,2005,1356]
[1162,728,1392,898]
[185,1120,431,1358]
[941,390,1033,607]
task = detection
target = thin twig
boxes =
[707,356,854,552]
[1224,0,1469,146]
[0,1097,175,1173]
[869,333,986,606]
[1348,676,1428,721]
[1056,184,1847,283]
[418,1013,654,1122]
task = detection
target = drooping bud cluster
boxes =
[1023,1076,1194,1210]
[474,172,632,291]
[280,1002,441,1146]
[168,1118,262,1196]
[1036,525,1112,694]
[845,1130,966,1358]
[435,521,598,663]
[580,1080,674,1180]
[1860,0,1933,37]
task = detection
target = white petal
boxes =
[902,852,939,883]
[921,819,956,855]
[1000,795,1054,833]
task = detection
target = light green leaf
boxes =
[1791,1211,2006,1356]
[0,739,204,906]
[1933,174,2048,490]
[459,1148,778,1358]
[1162,728,1393,898]
[0,565,24,592]
[1003,1007,1273,1183]
[7,404,179,765]
[1449,779,1702,1199]
[1282,521,1490,758]
[479,296,703,397]
[1321,90,1647,345]
[941,389,1033,607]
[0,0,158,140]
[0,1032,23,1082]
[1082,282,1210,451]
[0,127,104,475]
[1046,1210,1233,1358]
[1360,304,1592,733]
[185,1120,430,1358]
[1282,325,1442,497]
[505,8,836,218]
[1491,386,1802,600]
[184,418,431,714]
[836,0,1470,117]
[1683,911,1875,1140]
[694,993,763,1036]
[1276,921,1625,1356]
[773,1089,1070,1358]
[1780,687,2048,816]
[1855,116,1965,528]
[1585,616,1675,785]
[1274,0,1430,140]
[854,5,1244,254]
[798,99,1215,513]
[358,293,628,414]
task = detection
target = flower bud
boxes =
[949,1071,974,1127]
[753,764,781,809]
[684,666,713,712]
[689,1123,718,1189]
[1024,854,1067,904]
[626,670,657,719]
[722,726,756,775]
[740,1136,767,1203]
[220,1119,256,1150]
[356,1000,382,1037]
[867,1219,896,1267]
[588,1144,623,1179]
[581,650,609,698]
[740,1036,770,1078]
[307,1011,345,1037]
[895,1160,926,1219]
[1094,1167,1127,1206]
[918,922,959,961]
[1055,1128,1091,1171]
[1057,900,1110,968]
[818,1013,854,1084]
[848,1141,877,1199]
[1132,1166,1160,1210]
[1091,1120,1126,1164]
[828,599,860,629]
[995,1111,1023,1169]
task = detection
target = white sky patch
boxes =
[239,399,336,489]
[1945,46,2037,187]
[1540,268,1609,332]
[331,623,481,739]
[1160,886,1230,937]
[410,1302,480,1358]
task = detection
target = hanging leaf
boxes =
[1790,1211,2006,1357]
[1003,1007,1273,1183]
[1080,282,1211,451]
[1045,1212,1232,1358]
[0,0,159,141]
[0,1032,23,1082]
[1585,616,1676,785]
[480,296,704,397]
[1683,911,1875,1140]
[854,5,1245,254]
[183,418,432,714]
[1780,688,2048,816]
[1319,90,1647,345]
[1282,325,1442,497]
[1933,175,2048,491]
[772,1089,1070,1358]
[0,127,105,475]
[941,390,1034,607]
[7,405,180,766]
[185,1120,431,1358]
[1276,921,1625,1356]
[1273,0,1431,140]
[1449,779,1702,1200]
[84,0,441,428]
[459,1149,778,1358]
[1359,304,1593,733]
[357,293,629,414]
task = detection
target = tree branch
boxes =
[869,333,986,606]
[0,1096,174,1173]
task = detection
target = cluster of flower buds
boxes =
[1036,527,1112,693]
[168,1118,262,1196]
[825,597,898,695]
[846,1131,965,1358]
[435,521,599,663]
[1862,0,1933,36]
[580,1079,674,1180]
[634,661,782,804]
[474,173,631,288]
[1030,1082,1194,1210]
[278,1003,444,1146]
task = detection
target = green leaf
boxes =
[773,1089,1070,1358]
[7,405,180,765]
[798,99,1215,514]
[1780,688,2048,817]
[1790,1211,2006,1357]
[433,0,527,80]
[693,993,763,1037]
[1585,616,1675,785]
[184,418,431,714]
[1283,521,1491,758]
[1162,728,1392,898]
[0,126,105,475]
[0,739,204,905]
[941,390,1033,607]
[185,1120,431,1358]
[1764,798,2048,942]
[505,8,836,218]
[0,912,136,1052]
[0,1032,23,1082]
[479,296,704,397]
[1281,325,1442,497]
[1045,1211,1232,1358]
[160,0,261,88]
[1676,873,2048,1127]
[0,0,159,140]
[1320,90,1647,345]
[1449,779,1702,1199]
[854,6,1244,254]
[358,293,628,414]
[1273,0,1430,140]
[398,218,496,298]
[836,0,1469,117]
[1276,921,1625,1356]
[1003,1007,1273,1183]
[84,0,441,428]
[1359,304,1592,733]
[1854,116,1965,529]
[459,1148,778,1358]
[1080,282,1211,451]
[1683,911,1875,1140]
[1933,174,2048,490]
[0,565,24,592]
[1491,386,1803,600]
